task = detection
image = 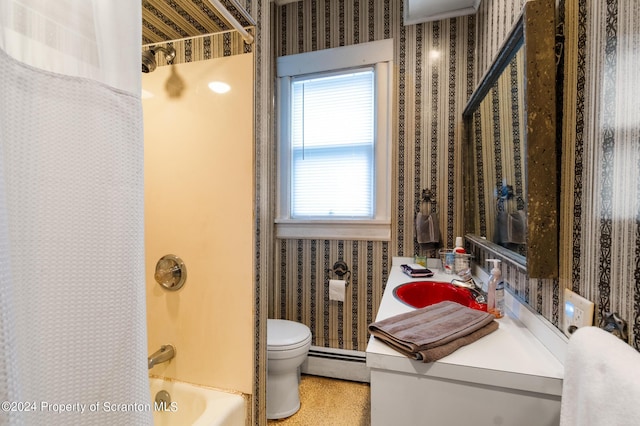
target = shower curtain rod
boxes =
[206,0,255,45]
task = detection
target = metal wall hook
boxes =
[497,184,525,212]
[420,189,435,203]
[418,188,438,214]
[601,312,628,342]
[498,184,514,200]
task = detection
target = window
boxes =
[291,69,374,218]
[276,39,393,240]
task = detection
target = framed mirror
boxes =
[462,0,558,278]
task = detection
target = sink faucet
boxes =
[148,344,175,369]
[450,270,487,305]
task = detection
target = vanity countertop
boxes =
[366,257,564,396]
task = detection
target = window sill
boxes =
[275,219,391,241]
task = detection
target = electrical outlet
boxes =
[563,288,595,337]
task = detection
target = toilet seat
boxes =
[267,319,312,351]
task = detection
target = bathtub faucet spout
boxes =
[148,344,175,369]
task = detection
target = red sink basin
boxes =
[393,281,487,311]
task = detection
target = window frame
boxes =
[276,39,393,241]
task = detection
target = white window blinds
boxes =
[290,68,375,218]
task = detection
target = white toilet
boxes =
[267,319,312,419]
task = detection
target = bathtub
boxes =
[149,377,245,426]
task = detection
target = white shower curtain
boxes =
[0,1,150,424]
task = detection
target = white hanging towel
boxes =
[560,326,640,426]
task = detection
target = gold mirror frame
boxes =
[463,0,558,278]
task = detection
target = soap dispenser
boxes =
[486,259,504,318]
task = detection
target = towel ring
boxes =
[418,188,439,214]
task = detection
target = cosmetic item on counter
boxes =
[486,259,504,318]
[413,255,427,267]
[454,237,465,252]
[439,249,455,274]
[453,236,467,273]
[401,263,434,278]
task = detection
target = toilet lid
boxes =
[267,319,311,351]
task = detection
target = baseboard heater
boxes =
[301,346,370,383]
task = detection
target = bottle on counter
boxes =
[486,259,504,318]
[453,236,467,273]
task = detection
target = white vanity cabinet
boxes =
[366,258,564,426]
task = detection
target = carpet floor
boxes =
[267,375,370,425]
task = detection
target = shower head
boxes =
[141,50,157,73]
[141,45,177,73]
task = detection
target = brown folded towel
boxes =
[368,301,498,362]
[374,321,499,363]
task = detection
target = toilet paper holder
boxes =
[327,260,351,286]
